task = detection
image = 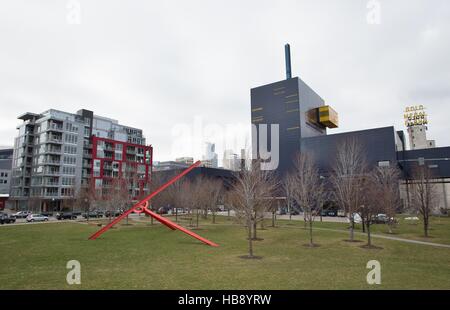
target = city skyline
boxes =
[1,1,450,162]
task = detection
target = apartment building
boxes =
[10,109,152,211]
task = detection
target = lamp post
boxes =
[84,198,89,222]
[319,175,325,223]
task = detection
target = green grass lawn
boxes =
[293,215,450,245]
[0,215,449,289]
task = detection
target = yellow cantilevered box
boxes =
[318,105,339,128]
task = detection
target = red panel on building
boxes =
[91,136,153,200]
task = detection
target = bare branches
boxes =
[229,161,279,258]
[330,138,367,242]
[410,165,438,237]
[290,153,324,246]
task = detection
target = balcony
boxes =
[47,123,64,132]
[46,137,63,144]
[43,159,61,165]
[82,162,91,169]
[44,148,62,154]
[42,170,60,176]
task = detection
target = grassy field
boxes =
[0,215,449,289]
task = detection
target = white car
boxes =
[13,211,31,218]
[347,212,362,224]
[26,214,49,222]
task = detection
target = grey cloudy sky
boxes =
[1,0,449,162]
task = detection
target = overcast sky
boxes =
[1,0,449,163]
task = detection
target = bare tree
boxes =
[282,173,297,221]
[28,197,42,214]
[200,177,223,224]
[371,165,402,234]
[229,160,278,258]
[330,138,367,242]
[291,153,324,247]
[410,165,438,237]
[75,185,96,222]
[101,176,131,224]
[359,174,382,248]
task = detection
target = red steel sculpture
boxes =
[88,161,219,247]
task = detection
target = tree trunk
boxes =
[367,222,371,247]
[248,220,253,257]
[309,217,313,246]
[388,223,393,234]
[349,218,354,241]
[252,221,257,240]
[271,211,276,227]
[362,218,366,233]
[212,211,216,224]
[423,215,429,237]
[196,209,199,228]
[175,207,178,222]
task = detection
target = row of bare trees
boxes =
[147,173,224,227]
[227,139,439,258]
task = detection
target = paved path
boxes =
[280,225,450,249]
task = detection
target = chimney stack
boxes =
[285,43,292,79]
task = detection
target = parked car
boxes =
[277,209,287,215]
[157,206,170,214]
[373,214,397,224]
[349,213,362,224]
[326,210,337,217]
[56,212,77,220]
[105,210,122,217]
[337,210,346,217]
[82,211,103,219]
[290,210,300,216]
[0,213,16,224]
[12,211,31,218]
[26,214,49,222]
[320,210,337,217]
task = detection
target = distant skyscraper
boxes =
[175,157,194,166]
[202,142,218,168]
[223,149,240,171]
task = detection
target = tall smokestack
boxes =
[285,43,292,79]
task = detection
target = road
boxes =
[216,210,348,223]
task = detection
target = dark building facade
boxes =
[251,77,327,174]
[250,45,450,211]
[301,126,401,174]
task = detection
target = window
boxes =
[64,145,77,154]
[63,156,76,165]
[95,179,102,188]
[64,134,78,144]
[378,161,390,167]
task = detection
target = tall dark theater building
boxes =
[251,44,450,211]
